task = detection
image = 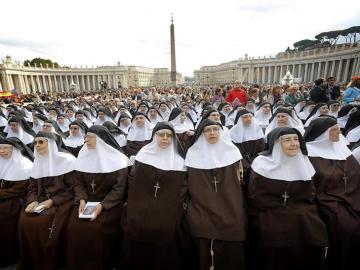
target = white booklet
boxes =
[33,204,46,213]
[79,202,100,219]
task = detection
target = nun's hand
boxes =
[91,203,103,221]
[40,199,54,209]
[186,130,195,136]
[25,201,39,213]
[78,200,86,215]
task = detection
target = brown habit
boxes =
[66,168,127,270]
[125,140,149,157]
[121,161,189,270]
[176,132,193,153]
[233,138,265,169]
[247,170,328,270]
[18,172,74,270]
[0,180,28,267]
[187,161,247,270]
[310,156,360,270]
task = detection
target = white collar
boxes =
[31,139,75,178]
[185,132,242,169]
[0,147,33,181]
[254,110,271,127]
[0,115,7,127]
[169,115,193,133]
[65,129,85,148]
[127,119,153,141]
[230,116,264,143]
[75,135,130,173]
[136,139,186,171]
[346,125,360,143]
[265,116,305,138]
[306,126,352,160]
[251,139,315,181]
[6,125,34,145]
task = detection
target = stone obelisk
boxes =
[170,14,177,87]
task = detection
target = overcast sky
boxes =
[0,0,359,76]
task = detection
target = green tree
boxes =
[23,57,60,68]
[293,39,320,51]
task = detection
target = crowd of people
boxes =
[0,75,360,270]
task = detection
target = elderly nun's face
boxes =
[149,109,157,119]
[34,138,49,155]
[121,118,130,127]
[57,116,65,125]
[85,133,97,149]
[208,112,221,123]
[98,111,105,120]
[280,134,300,157]
[67,110,74,119]
[329,125,340,142]
[9,122,19,133]
[42,122,53,133]
[139,105,147,113]
[276,113,289,126]
[70,124,80,136]
[155,129,173,149]
[203,125,220,144]
[330,103,340,112]
[0,144,13,159]
[262,104,271,114]
[135,115,145,127]
[319,105,329,115]
[223,105,232,113]
[160,104,167,112]
[241,114,253,126]
[179,112,186,124]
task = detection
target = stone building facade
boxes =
[194,43,360,86]
[0,56,184,94]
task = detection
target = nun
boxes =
[147,106,164,125]
[337,104,356,130]
[264,108,305,137]
[117,113,132,134]
[125,112,153,157]
[247,127,328,270]
[66,125,129,270]
[121,122,189,270]
[102,120,127,149]
[304,117,360,270]
[76,110,93,128]
[56,113,70,136]
[230,109,265,171]
[185,119,246,270]
[168,107,195,152]
[304,103,330,127]
[5,116,36,146]
[352,143,360,164]
[297,101,316,122]
[0,138,33,268]
[328,100,341,118]
[254,102,272,129]
[0,109,7,135]
[18,132,75,270]
[343,109,360,148]
[158,102,171,121]
[94,107,116,125]
[65,120,88,157]
[32,113,48,134]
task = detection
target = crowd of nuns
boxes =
[0,85,360,270]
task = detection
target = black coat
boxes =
[309,86,329,103]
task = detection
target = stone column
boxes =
[59,75,64,92]
[54,75,58,92]
[309,63,315,82]
[298,64,302,80]
[41,75,47,93]
[337,59,343,82]
[65,75,69,92]
[324,61,329,78]
[304,63,309,82]
[30,76,36,92]
[239,68,243,82]
[24,75,30,93]
[81,75,85,90]
[343,58,350,82]
[317,62,322,78]
[353,56,360,76]
[36,75,42,92]
[266,67,270,83]
[86,75,90,90]
[273,66,277,83]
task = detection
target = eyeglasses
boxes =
[34,139,47,145]
[203,126,221,133]
[156,132,173,138]
[70,126,79,130]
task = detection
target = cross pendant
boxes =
[282,190,290,207]
[342,174,348,188]
[48,224,54,239]
[212,176,218,193]
[91,180,96,193]
[153,182,160,198]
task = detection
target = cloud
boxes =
[0,37,57,55]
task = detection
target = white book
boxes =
[33,204,46,213]
[79,202,100,219]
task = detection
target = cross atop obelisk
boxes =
[170,13,177,88]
